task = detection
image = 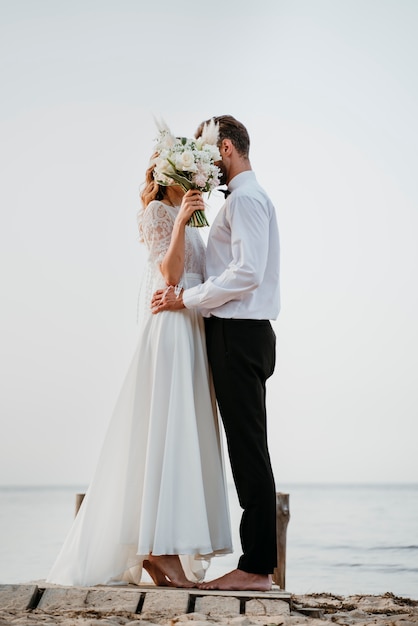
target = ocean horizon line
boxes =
[1,481,417,490]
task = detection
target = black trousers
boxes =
[204,316,277,574]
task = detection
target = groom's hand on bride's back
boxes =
[151,286,185,314]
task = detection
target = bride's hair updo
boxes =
[140,154,166,209]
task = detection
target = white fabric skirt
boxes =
[47,274,232,586]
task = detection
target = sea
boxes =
[1,483,417,599]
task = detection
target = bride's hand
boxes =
[175,189,205,226]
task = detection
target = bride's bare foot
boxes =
[143,559,171,587]
[148,554,196,588]
[197,569,272,591]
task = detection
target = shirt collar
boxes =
[228,170,256,193]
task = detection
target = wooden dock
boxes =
[2,584,417,626]
[0,582,292,621]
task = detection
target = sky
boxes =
[1,0,417,486]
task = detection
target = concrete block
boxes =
[194,595,240,617]
[0,584,38,611]
[245,598,290,616]
[141,590,189,619]
[38,586,141,612]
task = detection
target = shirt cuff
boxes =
[182,284,202,310]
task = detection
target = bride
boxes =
[47,155,232,588]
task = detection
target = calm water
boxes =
[0,483,417,599]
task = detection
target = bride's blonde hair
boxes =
[138,154,166,242]
[140,154,166,209]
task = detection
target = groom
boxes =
[151,115,280,591]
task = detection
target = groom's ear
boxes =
[220,139,233,156]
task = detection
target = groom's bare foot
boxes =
[197,569,272,591]
[148,554,196,588]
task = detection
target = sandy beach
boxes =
[1,583,417,626]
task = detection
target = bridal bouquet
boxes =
[153,119,221,227]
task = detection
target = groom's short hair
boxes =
[196,115,250,158]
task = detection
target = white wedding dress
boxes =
[47,201,232,587]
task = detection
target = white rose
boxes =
[154,156,171,174]
[176,150,197,171]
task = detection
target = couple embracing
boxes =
[47,115,280,592]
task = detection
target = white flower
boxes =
[151,117,221,226]
[176,150,197,171]
[203,143,221,162]
[154,155,171,172]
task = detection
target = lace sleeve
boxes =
[140,201,174,265]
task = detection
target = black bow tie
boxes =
[219,188,231,198]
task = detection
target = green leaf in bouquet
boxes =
[164,171,193,190]
[164,160,193,190]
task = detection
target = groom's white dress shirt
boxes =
[183,171,280,320]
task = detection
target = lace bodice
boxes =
[136,201,206,324]
[139,201,206,276]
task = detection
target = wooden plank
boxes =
[273,492,290,589]
[189,588,291,600]
[74,493,85,516]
